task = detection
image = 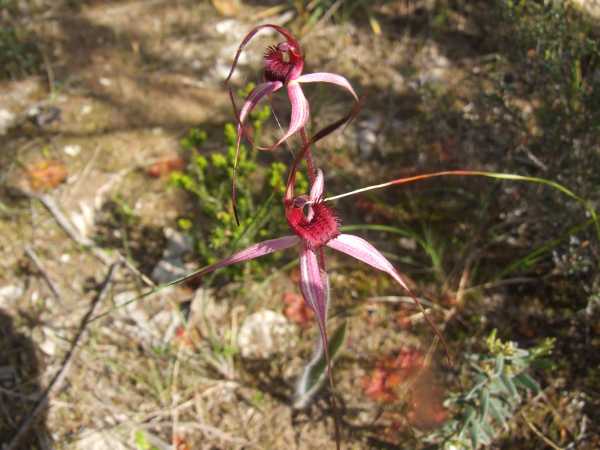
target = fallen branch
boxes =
[14,187,155,287]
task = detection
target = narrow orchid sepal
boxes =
[297,72,359,101]
[326,234,412,292]
[231,81,283,223]
[299,244,329,322]
[299,243,333,401]
[299,243,340,449]
[235,81,283,153]
[259,81,310,151]
[237,81,283,137]
[327,233,449,357]
[309,169,325,202]
[190,235,299,281]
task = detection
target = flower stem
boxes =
[301,127,316,185]
[299,127,327,269]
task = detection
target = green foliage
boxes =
[0,0,43,79]
[171,93,306,278]
[426,330,554,449]
[134,430,159,450]
[500,0,600,126]
[179,127,207,152]
[292,0,382,29]
[0,25,41,79]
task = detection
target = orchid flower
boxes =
[226,24,360,222]
[226,24,358,152]
[185,169,435,390]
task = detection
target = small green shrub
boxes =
[0,1,83,78]
[170,87,307,279]
[0,23,41,79]
[500,0,600,128]
[426,330,553,449]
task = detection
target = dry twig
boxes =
[521,411,564,450]
[24,245,63,304]
[17,188,155,287]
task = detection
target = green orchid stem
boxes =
[325,170,600,247]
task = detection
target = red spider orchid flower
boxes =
[113,167,448,449]
[183,169,433,390]
[226,24,358,151]
[226,24,359,222]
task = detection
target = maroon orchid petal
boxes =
[187,235,299,282]
[297,72,359,101]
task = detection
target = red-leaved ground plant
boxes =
[361,347,448,430]
[283,291,314,327]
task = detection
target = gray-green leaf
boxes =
[513,373,541,393]
[469,419,481,449]
[479,389,490,420]
[293,321,347,408]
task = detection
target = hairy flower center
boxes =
[285,201,340,249]
[264,42,303,82]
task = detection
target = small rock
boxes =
[0,366,17,388]
[151,259,187,284]
[151,228,193,284]
[164,228,193,257]
[0,284,24,306]
[99,77,112,87]
[75,430,127,450]
[398,237,417,251]
[27,105,61,127]
[0,109,16,135]
[40,336,56,356]
[237,310,295,359]
[357,116,382,159]
[64,144,81,157]
[215,19,242,36]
